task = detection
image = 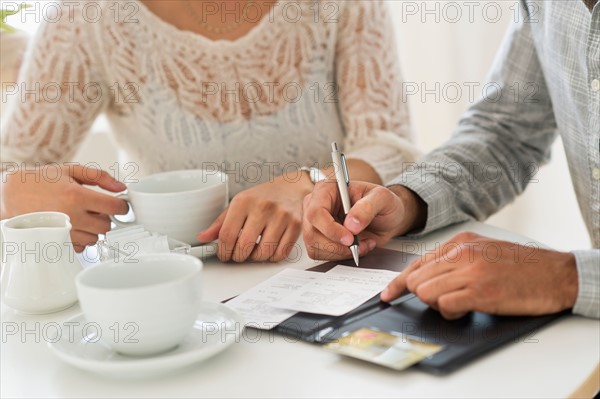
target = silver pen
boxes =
[331,142,360,266]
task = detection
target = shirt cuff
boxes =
[572,249,600,319]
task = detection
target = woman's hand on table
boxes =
[1,164,129,252]
[197,174,313,263]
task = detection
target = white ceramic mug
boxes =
[76,253,203,356]
[110,169,228,246]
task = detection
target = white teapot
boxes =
[1,212,82,313]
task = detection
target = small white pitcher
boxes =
[1,212,82,314]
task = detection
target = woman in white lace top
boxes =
[0,0,419,261]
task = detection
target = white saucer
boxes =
[48,302,244,378]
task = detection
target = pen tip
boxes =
[352,249,359,267]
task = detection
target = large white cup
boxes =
[76,253,203,356]
[110,169,228,246]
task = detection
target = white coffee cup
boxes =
[110,169,228,246]
[76,253,203,356]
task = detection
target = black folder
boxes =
[273,247,568,374]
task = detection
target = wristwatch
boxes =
[300,166,328,184]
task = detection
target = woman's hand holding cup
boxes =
[1,164,129,252]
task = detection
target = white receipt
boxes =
[226,269,321,330]
[272,266,400,317]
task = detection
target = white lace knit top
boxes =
[1,0,419,195]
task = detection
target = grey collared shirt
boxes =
[392,0,600,318]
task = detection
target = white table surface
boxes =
[2,221,598,398]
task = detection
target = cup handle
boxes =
[109,193,135,227]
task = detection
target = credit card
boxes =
[324,328,443,370]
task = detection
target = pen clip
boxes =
[340,153,350,185]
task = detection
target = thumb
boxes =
[343,187,389,235]
[69,165,126,192]
[197,208,227,243]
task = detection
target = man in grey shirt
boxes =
[303,0,599,319]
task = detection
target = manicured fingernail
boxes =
[340,235,353,246]
[368,239,376,250]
